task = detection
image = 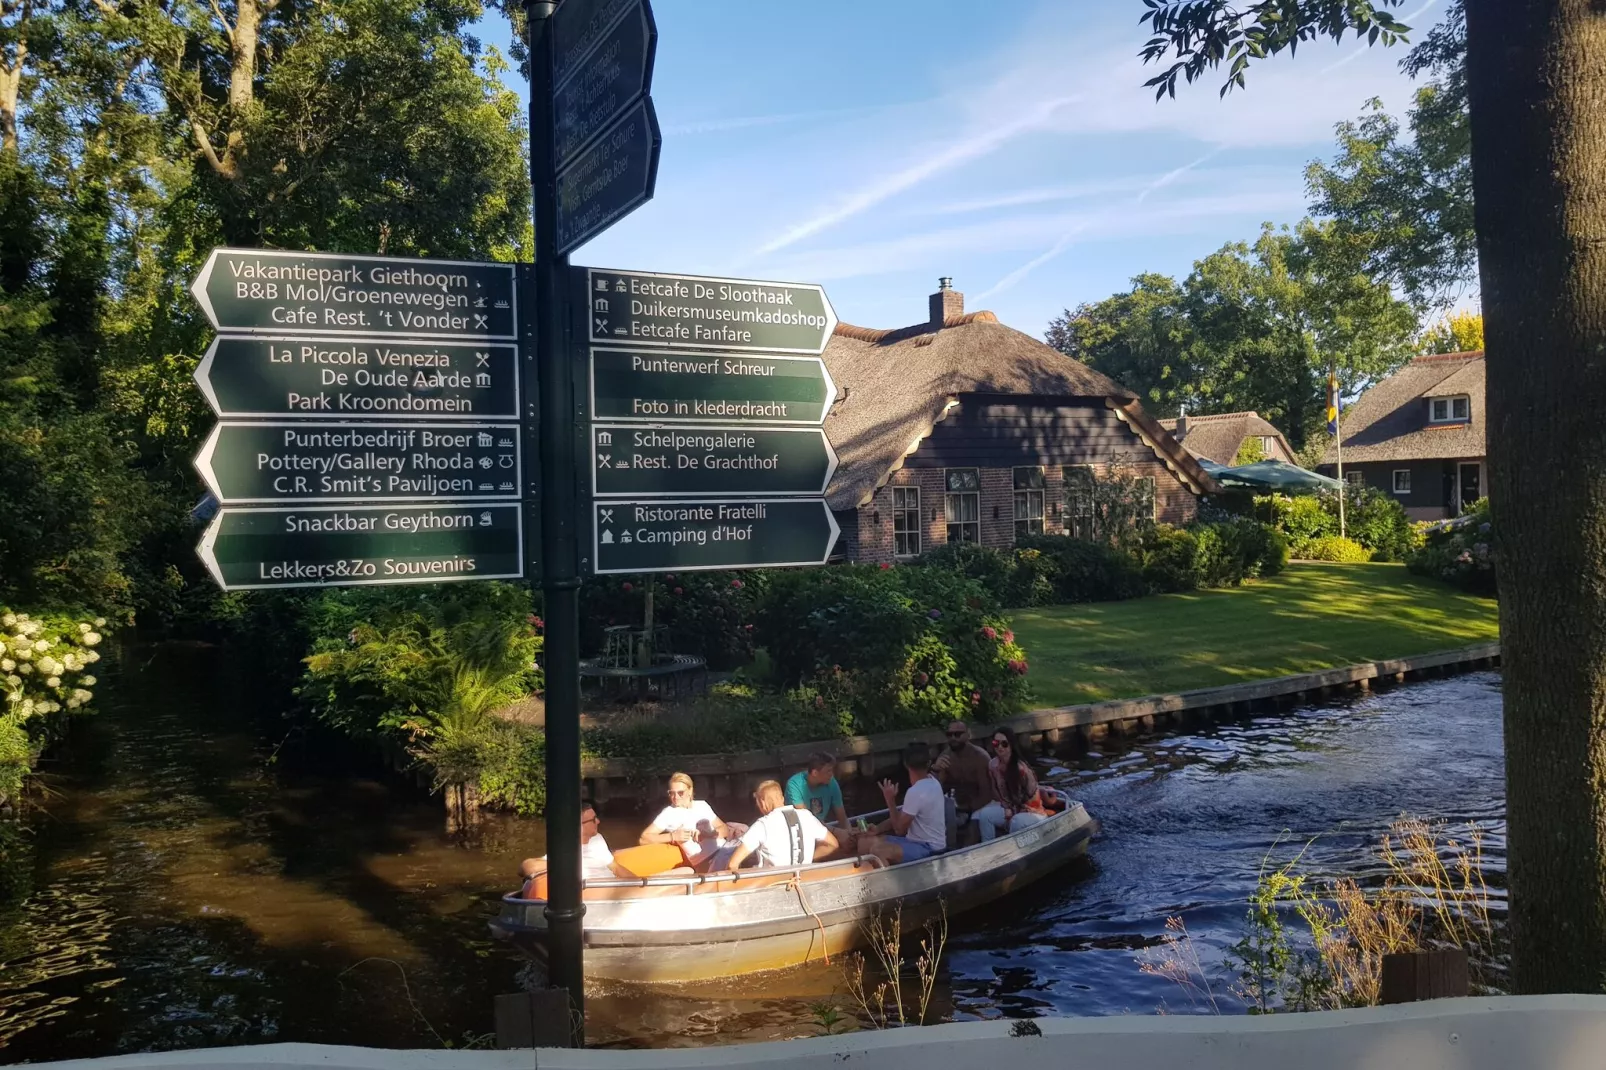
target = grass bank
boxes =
[1011,562,1499,707]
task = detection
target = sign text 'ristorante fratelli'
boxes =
[198,503,524,590]
[590,423,835,497]
[195,422,522,504]
[195,336,519,420]
[592,499,838,573]
[190,248,517,339]
[586,268,837,354]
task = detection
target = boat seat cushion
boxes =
[610,843,687,878]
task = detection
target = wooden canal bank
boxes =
[582,642,1501,806]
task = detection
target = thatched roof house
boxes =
[819,280,1216,562]
[1158,411,1297,466]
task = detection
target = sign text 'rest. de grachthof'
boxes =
[589,346,834,425]
[592,499,838,574]
[585,268,837,354]
[590,423,835,498]
[190,248,517,339]
[195,422,522,504]
[199,502,523,590]
[195,336,519,420]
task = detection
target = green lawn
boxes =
[1011,562,1499,707]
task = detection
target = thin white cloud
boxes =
[977,147,1227,300]
[663,102,908,137]
[1320,0,1442,74]
[750,93,1082,258]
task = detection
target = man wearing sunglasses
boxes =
[931,720,995,841]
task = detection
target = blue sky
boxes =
[477,1,1442,337]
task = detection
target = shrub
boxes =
[1406,500,1496,596]
[1141,525,1203,593]
[580,570,762,669]
[0,607,111,810]
[756,564,1028,732]
[1256,489,1419,561]
[1014,534,1149,603]
[1298,536,1373,563]
[1255,494,1337,547]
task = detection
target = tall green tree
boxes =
[1137,0,1606,998]
[1049,222,1415,448]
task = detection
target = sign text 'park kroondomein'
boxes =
[198,502,524,590]
[586,268,837,354]
[195,422,522,504]
[195,335,519,420]
[592,499,838,574]
[588,346,833,425]
[190,248,517,339]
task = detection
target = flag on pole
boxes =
[1326,370,1342,436]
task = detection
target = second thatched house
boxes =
[1158,411,1298,466]
[821,279,1218,563]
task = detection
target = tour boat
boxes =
[489,790,1099,983]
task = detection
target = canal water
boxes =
[0,646,1504,1060]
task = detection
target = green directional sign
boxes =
[592,499,839,574]
[195,335,519,420]
[190,248,517,339]
[195,421,522,504]
[198,503,524,590]
[590,423,835,497]
[589,346,834,425]
[584,268,837,354]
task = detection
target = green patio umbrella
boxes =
[1205,459,1343,492]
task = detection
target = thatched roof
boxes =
[1323,351,1485,465]
[822,308,1217,509]
[1158,411,1295,466]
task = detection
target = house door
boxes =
[1458,463,1482,512]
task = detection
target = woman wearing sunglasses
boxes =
[638,772,745,869]
[972,727,1048,841]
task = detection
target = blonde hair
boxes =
[669,771,694,796]
[753,779,784,809]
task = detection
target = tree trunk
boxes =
[0,0,29,154]
[1465,0,1606,993]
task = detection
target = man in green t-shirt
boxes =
[784,751,850,830]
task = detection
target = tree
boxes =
[1420,310,1483,354]
[1049,222,1415,449]
[1138,0,1606,996]
[1305,1,1475,310]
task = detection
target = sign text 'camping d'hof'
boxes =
[592,499,838,574]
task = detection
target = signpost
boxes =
[555,98,661,255]
[584,267,837,353]
[590,423,835,497]
[194,336,520,420]
[197,503,524,590]
[554,0,656,168]
[592,499,838,573]
[194,422,521,504]
[189,248,517,339]
[589,347,833,424]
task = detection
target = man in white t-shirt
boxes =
[519,800,617,895]
[637,773,737,867]
[859,743,948,865]
[726,780,840,871]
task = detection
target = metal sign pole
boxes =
[525,0,585,1043]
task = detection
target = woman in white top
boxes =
[637,772,744,868]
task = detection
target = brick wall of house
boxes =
[847,459,1198,565]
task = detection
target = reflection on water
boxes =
[0,645,1505,1058]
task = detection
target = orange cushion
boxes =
[609,843,687,878]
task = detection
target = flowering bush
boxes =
[0,608,110,808]
[756,564,1028,732]
[1298,535,1374,563]
[580,570,764,669]
[1406,500,1496,596]
[1255,489,1419,561]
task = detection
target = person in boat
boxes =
[519,799,617,895]
[931,719,994,838]
[856,743,948,865]
[726,779,840,871]
[973,727,1049,840]
[637,772,744,871]
[784,752,851,831]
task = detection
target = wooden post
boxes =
[495,989,576,1048]
[1379,949,1470,1004]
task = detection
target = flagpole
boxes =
[1332,365,1346,539]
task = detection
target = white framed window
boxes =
[1392,469,1412,494]
[1345,470,1365,487]
[1013,467,1045,537]
[944,469,980,544]
[1064,466,1096,539]
[1429,395,1471,423]
[892,487,921,557]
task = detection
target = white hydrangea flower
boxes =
[33,639,48,652]
[94,618,105,627]
[71,688,92,704]
[85,650,100,663]
[45,676,60,688]
[16,663,30,675]
[0,660,10,672]
[66,698,80,709]
[83,632,101,647]
[4,675,17,687]
[0,614,14,627]
[78,622,91,633]
[12,647,29,661]
[60,654,77,672]
[80,675,96,687]
[36,657,60,676]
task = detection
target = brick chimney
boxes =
[929,277,963,326]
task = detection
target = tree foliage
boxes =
[1048,221,1416,448]
[1420,310,1483,354]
